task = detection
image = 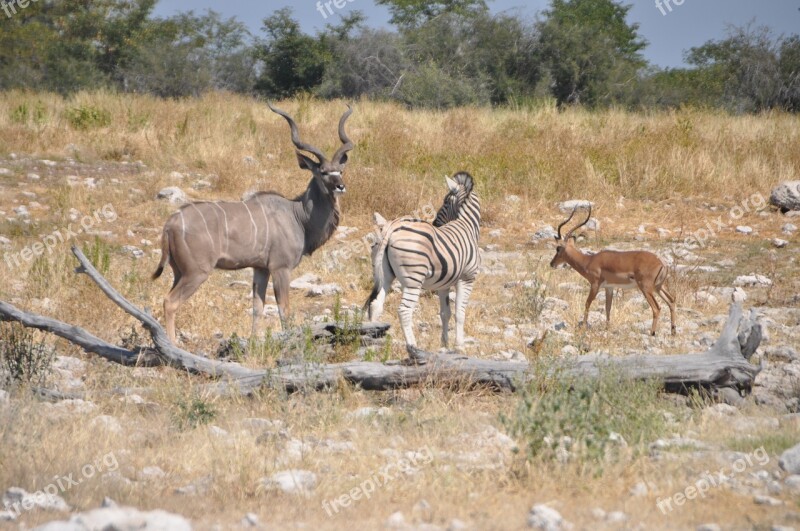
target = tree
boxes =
[253,8,327,98]
[687,25,800,112]
[537,0,646,107]
[375,0,489,30]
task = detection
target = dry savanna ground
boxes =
[0,91,799,530]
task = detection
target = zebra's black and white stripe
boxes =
[365,172,481,351]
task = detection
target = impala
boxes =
[550,206,676,336]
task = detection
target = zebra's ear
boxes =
[373,212,387,228]
[445,176,459,192]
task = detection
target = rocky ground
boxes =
[1,154,799,530]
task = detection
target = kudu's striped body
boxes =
[550,206,676,336]
[366,172,481,351]
[153,104,354,342]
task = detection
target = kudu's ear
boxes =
[296,151,319,171]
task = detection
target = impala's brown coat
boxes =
[550,207,676,336]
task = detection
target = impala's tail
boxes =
[152,230,170,280]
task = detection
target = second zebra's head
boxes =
[433,172,476,227]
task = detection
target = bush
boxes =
[0,323,54,388]
[174,397,217,430]
[501,366,669,469]
[65,105,112,130]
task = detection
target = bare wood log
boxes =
[0,245,761,399]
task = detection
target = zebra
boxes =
[365,172,481,353]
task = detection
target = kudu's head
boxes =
[268,103,354,196]
[433,172,475,227]
[550,206,591,268]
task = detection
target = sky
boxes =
[153,0,800,68]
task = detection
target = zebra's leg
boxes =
[398,283,423,350]
[438,289,452,348]
[454,278,475,349]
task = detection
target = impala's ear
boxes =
[296,151,319,171]
[445,176,459,192]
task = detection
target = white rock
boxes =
[32,506,192,531]
[261,469,317,495]
[136,466,167,481]
[241,512,260,527]
[156,187,187,204]
[753,494,782,506]
[90,415,123,433]
[773,239,789,248]
[13,205,29,217]
[2,486,70,512]
[735,226,753,234]
[385,511,406,528]
[0,390,8,404]
[782,223,797,234]
[585,218,600,231]
[532,225,558,240]
[734,274,772,287]
[27,173,40,180]
[290,273,341,297]
[0,168,11,176]
[779,443,800,475]
[527,504,570,530]
[41,160,57,167]
[557,200,593,213]
[770,181,800,212]
[169,171,184,180]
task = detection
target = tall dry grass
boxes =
[0,91,798,529]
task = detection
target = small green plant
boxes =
[0,322,54,388]
[65,105,111,130]
[501,365,668,470]
[510,273,547,324]
[174,396,217,430]
[82,236,111,275]
[10,101,46,125]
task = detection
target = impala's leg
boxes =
[252,267,270,337]
[658,286,677,335]
[604,288,614,328]
[582,283,600,328]
[272,268,291,330]
[639,281,661,336]
[454,278,475,349]
[398,282,422,350]
[164,271,208,343]
[438,289,452,348]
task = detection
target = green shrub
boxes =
[174,396,217,430]
[501,366,669,469]
[65,105,112,130]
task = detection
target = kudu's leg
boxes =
[582,283,600,328]
[252,268,271,337]
[658,285,677,335]
[438,289,451,348]
[639,281,661,336]
[604,288,614,328]
[454,279,474,349]
[272,268,291,330]
[398,283,422,350]
[164,272,208,343]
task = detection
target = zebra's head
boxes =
[433,172,475,227]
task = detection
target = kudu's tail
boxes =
[151,230,170,280]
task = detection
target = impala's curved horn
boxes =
[565,205,592,241]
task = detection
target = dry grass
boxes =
[0,91,799,529]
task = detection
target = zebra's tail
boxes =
[363,217,393,318]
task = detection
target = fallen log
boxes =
[0,246,762,399]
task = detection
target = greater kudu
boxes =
[152,104,354,342]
